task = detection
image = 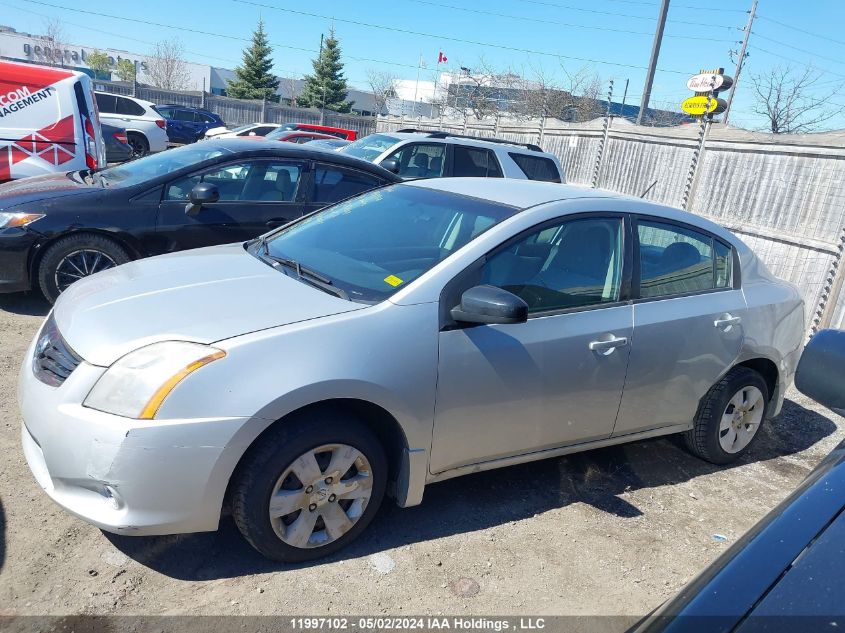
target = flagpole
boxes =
[413,53,422,120]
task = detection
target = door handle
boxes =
[714,315,742,330]
[589,336,628,354]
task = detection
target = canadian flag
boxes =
[438,51,448,64]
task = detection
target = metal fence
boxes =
[378,115,845,335]
[95,81,377,137]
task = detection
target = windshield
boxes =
[339,134,401,162]
[259,184,515,303]
[230,123,257,133]
[97,144,230,187]
[265,127,293,141]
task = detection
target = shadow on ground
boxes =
[104,399,838,580]
[0,292,50,317]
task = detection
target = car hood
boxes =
[0,172,97,210]
[53,243,366,366]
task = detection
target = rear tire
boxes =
[126,132,149,158]
[38,234,130,303]
[685,367,769,465]
[232,409,387,562]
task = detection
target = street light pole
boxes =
[636,0,670,125]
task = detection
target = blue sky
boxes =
[3,0,845,130]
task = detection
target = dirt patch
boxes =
[0,292,842,618]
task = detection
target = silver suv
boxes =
[340,129,565,182]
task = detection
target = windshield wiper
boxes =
[263,252,348,300]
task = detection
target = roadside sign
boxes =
[681,96,727,116]
[687,73,733,93]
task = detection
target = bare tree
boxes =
[280,75,302,108]
[751,65,844,134]
[146,39,190,90]
[43,18,67,67]
[365,69,398,115]
[560,65,604,122]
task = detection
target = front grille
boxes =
[33,314,82,387]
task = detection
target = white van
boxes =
[0,60,105,182]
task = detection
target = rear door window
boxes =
[313,166,385,204]
[174,109,195,121]
[637,220,724,298]
[452,146,503,178]
[508,153,561,182]
[116,97,146,116]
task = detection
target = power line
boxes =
[13,0,428,74]
[406,0,735,42]
[511,0,740,28]
[752,31,845,67]
[757,15,845,48]
[750,45,845,80]
[233,0,693,75]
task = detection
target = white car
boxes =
[204,123,281,140]
[94,92,168,158]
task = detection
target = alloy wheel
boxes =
[54,249,117,292]
[719,386,765,453]
[268,443,374,549]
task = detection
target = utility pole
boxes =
[723,0,757,126]
[636,0,670,125]
[318,33,325,125]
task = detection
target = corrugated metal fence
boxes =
[378,116,845,335]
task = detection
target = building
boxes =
[0,24,379,114]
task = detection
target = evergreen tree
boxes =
[226,20,280,101]
[298,28,353,113]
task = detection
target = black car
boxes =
[154,105,226,144]
[0,139,400,302]
[101,123,133,164]
[633,328,845,633]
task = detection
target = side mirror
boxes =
[450,285,528,325]
[795,329,845,412]
[185,182,220,216]
[380,158,400,174]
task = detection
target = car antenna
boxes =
[640,180,658,198]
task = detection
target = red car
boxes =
[258,129,337,144]
[278,123,358,141]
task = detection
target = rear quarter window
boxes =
[508,152,561,182]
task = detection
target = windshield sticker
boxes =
[384,274,403,287]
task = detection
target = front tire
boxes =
[38,234,131,303]
[685,367,769,464]
[232,410,387,562]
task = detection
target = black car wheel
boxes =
[126,132,149,158]
[38,234,131,303]
[232,408,387,562]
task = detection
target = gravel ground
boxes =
[0,291,842,620]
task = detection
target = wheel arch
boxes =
[29,228,143,283]
[222,398,412,518]
[734,357,779,408]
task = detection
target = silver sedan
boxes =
[19,178,805,561]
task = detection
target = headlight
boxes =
[0,212,44,229]
[83,341,226,419]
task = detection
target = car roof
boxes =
[404,177,737,239]
[376,131,551,155]
[199,138,401,179]
[157,104,216,114]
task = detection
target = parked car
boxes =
[101,123,132,164]
[0,60,105,182]
[278,123,358,140]
[633,328,845,633]
[305,138,351,151]
[203,123,281,140]
[154,105,225,145]
[94,92,167,158]
[341,130,565,182]
[261,129,336,144]
[0,138,399,301]
[18,178,804,562]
